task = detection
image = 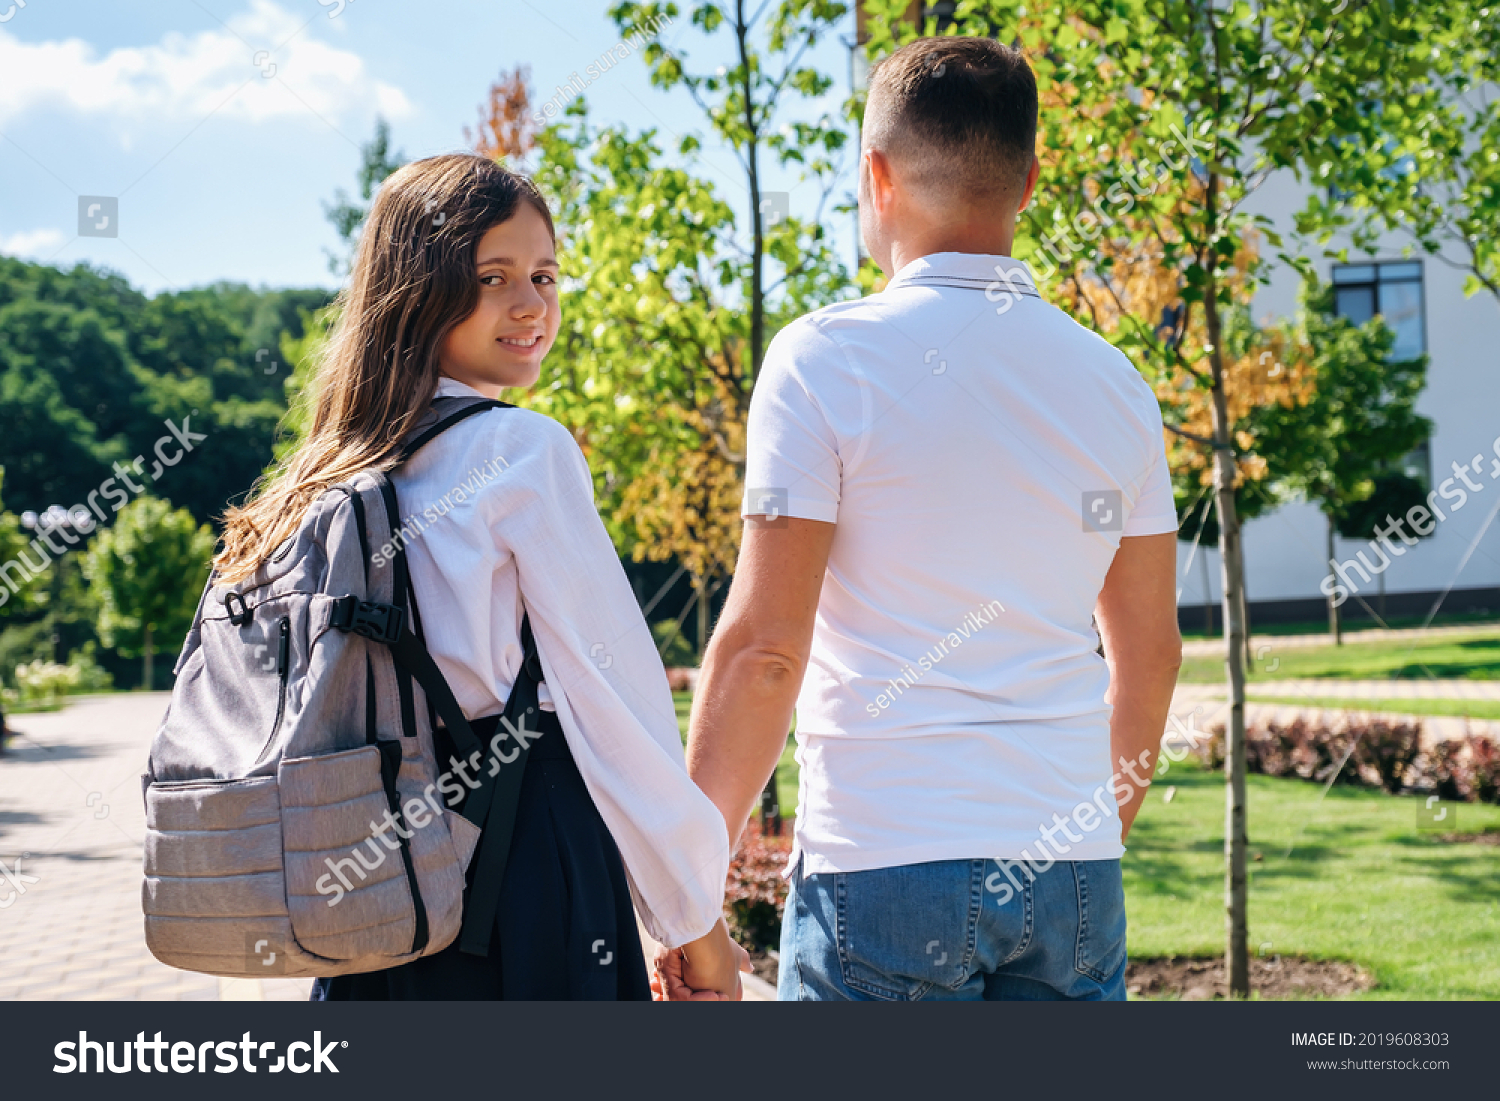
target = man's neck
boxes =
[886,216,1018,279]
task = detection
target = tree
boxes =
[528,111,751,657]
[1299,1,1500,308]
[323,118,407,276]
[1249,280,1429,643]
[1336,471,1431,621]
[468,64,540,165]
[861,0,1445,998]
[611,0,852,381]
[82,496,214,690]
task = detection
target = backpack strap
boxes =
[332,391,544,957]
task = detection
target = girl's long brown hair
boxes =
[215,154,554,583]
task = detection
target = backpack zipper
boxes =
[271,616,290,741]
[376,739,430,954]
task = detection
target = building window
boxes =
[1332,260,1430,485]
[1332,261,1425,362]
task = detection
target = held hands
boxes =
[650,917,753,1001]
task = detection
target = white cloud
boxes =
[0,0,411,127]
[0,228,66,258]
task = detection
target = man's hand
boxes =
[650,918,753,1001]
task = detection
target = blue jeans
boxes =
[778,856,1128,1000]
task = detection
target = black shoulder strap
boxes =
[398,394,510,465]
[333,392,542,959]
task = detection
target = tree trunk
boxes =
[1326,516,1342,646]
[143,623,154,691]
[734,0,765,382]
[695,575,711,664]
[1204,284,1250,1000]
[1201,548,1214,637]
[1240,569,1253,676]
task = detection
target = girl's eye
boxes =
[479,274,504,287]
[533,273,556,286]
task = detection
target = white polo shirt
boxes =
[743,252,1176,873]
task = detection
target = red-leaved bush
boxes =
[725,816,792,950]
[1195,718,1498,804]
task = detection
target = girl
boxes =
[212,153,745,1000]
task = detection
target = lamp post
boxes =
[20,505,95,663]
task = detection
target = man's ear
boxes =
[864,148,896,213]
[1017,154,1040,214]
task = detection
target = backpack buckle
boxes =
[223,591,252,626]
[332,596,405,644]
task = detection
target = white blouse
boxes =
[388,376,730,947]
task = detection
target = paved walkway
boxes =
[1170,682,1499,742]
[1181,621,1498,657]
[0,693,311,1000]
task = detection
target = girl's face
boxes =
[438,203,560,396]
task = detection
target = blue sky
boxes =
[0,0,860,294]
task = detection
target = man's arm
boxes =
[1094,532,1183,839]
[687,516,836,845]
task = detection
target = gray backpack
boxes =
[142,396,542,978]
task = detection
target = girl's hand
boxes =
[652,918,752,1001]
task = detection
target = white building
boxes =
[1179,173,1500,629]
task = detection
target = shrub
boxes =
[1420,738,1470,802]
[4,645,113,711]
[725,816,791,951]
[1351,718,1424,794]
[1195,716,1498,805]
[1467,735,1499,804]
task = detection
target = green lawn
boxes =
[1124,755,1500,998]
[1178,628,1500,684]
[1247,695,1500,722]
[1180,611,1500,642]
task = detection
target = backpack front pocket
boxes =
[143,774,304,976]
[279,744,423,960]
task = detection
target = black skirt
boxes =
[311,710,650,1001]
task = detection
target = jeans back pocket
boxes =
[835,859,984,1000]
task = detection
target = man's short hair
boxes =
[864,36,1038,206]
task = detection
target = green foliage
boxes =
[3,643,112,711]
[0,255,330,527]
[652,618,698,667]
[323,117,407,276]
[1297,1,1500,305]
[1248,279,1430,523]
[81,496,214,680]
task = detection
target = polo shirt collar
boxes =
[884,252,1040,298]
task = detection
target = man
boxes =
[666,35,1181,1001]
